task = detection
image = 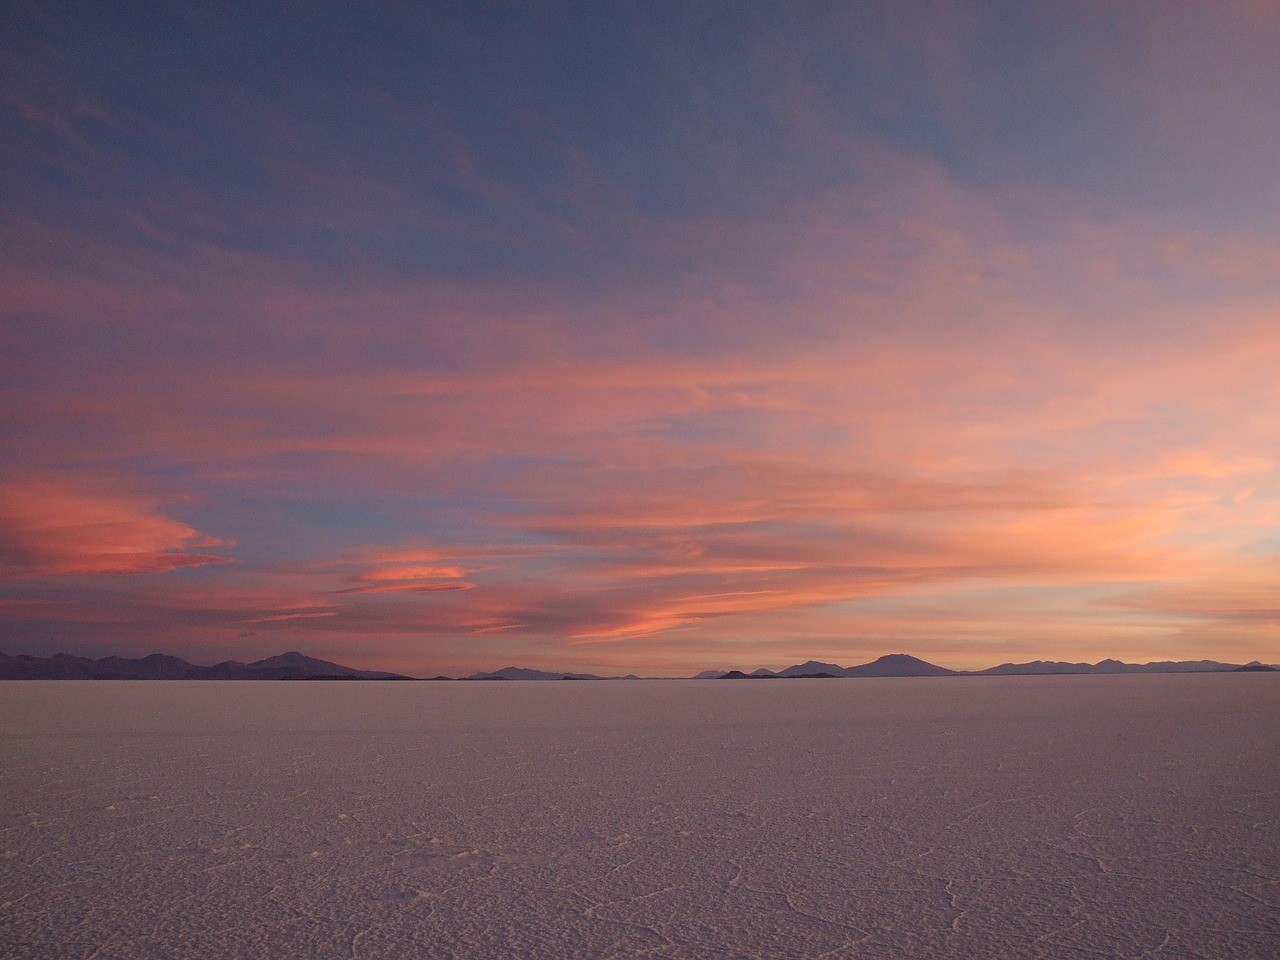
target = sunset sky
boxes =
[3,1,1279,675]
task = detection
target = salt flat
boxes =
[1,676,1276,959]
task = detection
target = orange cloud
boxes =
[329,549,481,595]
[334,581,475,595]
[0,479,233,577]
[242,610,339,624]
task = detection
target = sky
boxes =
[3,0,1279,676]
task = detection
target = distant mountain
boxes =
[0,650,410,680]
[724,654,959,680]
[696,666,782,678]
[704,654,954,680]
[699,653,1271,679]
[777,660,846,678]
[846,653,958,677]
[211,651,409,680]
[784,671,841,678]
[976,658,1245,676]
[976,659,1100,675]
[466,666,605,681]
[96,653,197,679]
[6,649,1274,683]
[717,669,785,679]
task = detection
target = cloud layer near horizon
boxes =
[2,1,1278,674]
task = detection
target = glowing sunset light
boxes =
[2,1,1278,675]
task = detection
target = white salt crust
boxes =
[1,675,1276,958]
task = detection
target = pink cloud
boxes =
[242,610,339,624]
[326,549,482,595]
[0,479,233,577]
[334,581,475,595]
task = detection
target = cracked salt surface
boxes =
[1,676,1276,959]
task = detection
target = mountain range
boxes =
[466,666,639,681]
[699,653,1275,679]
[1,649,1274,681]
[0,650,409,680]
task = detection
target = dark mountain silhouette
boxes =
[469,655,1275,680]
[787,672,840,678]
[749,654,960,679]
[4,650,1274,682]
[699,653,1269,679]
[207,651,409,680]
[977,659,1101,675]
[94,653,197,679]
[718,669,790,679]
[1234,662,1277,672]
[846,653,958,677]
[976,658,1245,675]
[466,666,605,681]
[777,659,845,677]
[0,650,409,680]
[0,651,105,679]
